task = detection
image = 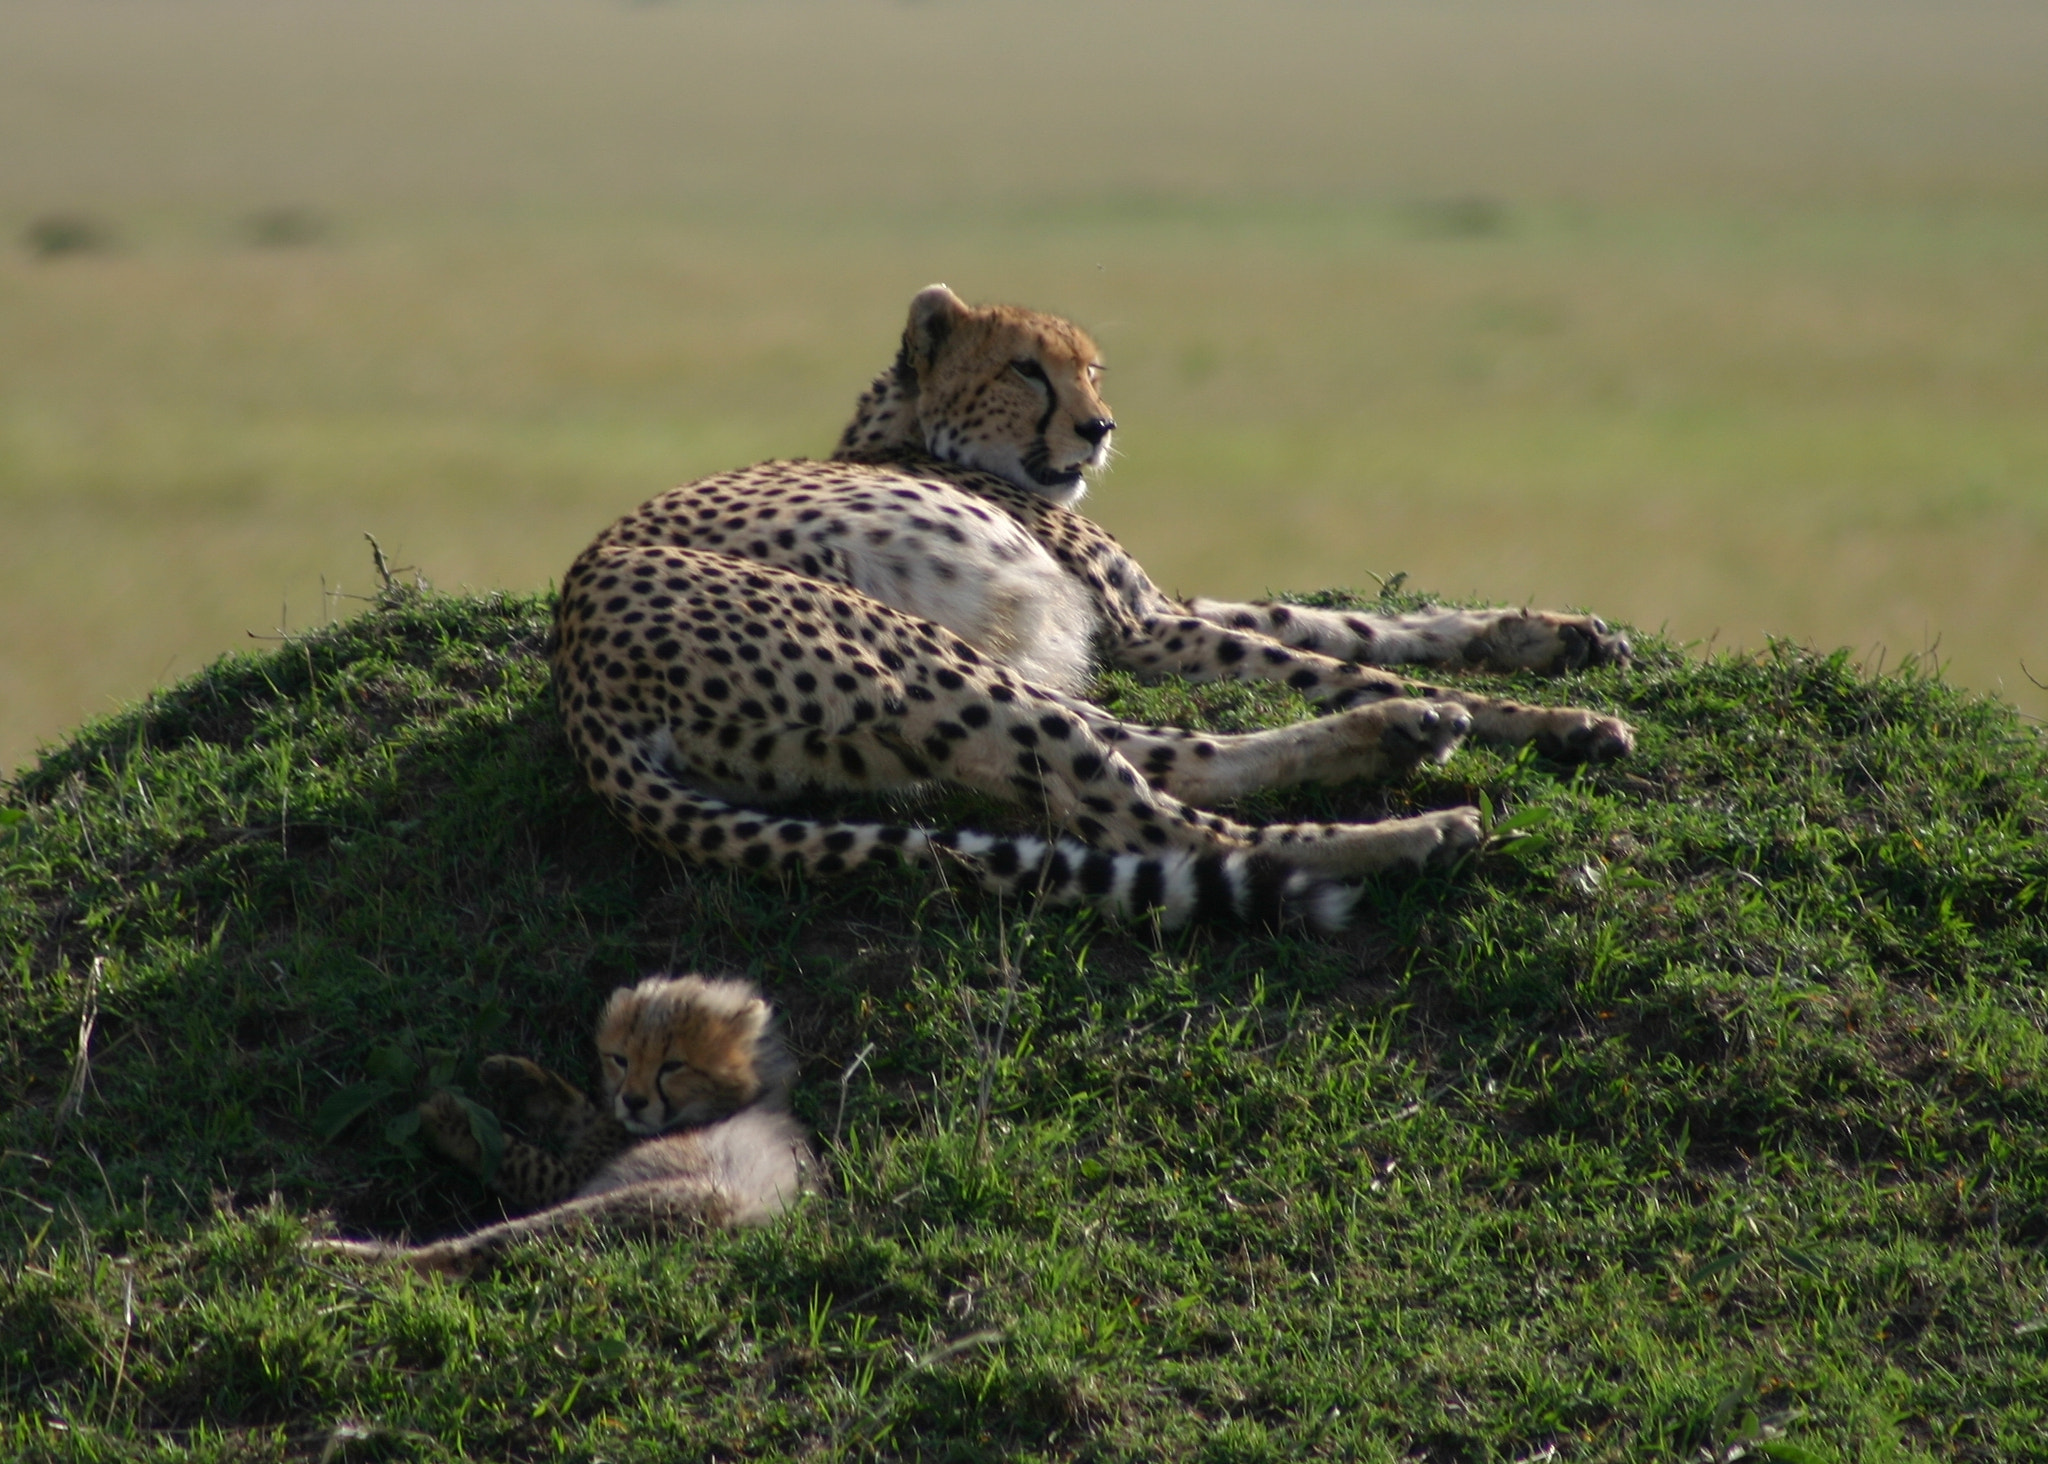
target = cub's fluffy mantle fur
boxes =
[317,975,817,1276]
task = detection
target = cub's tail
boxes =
[315,1111,820,1278]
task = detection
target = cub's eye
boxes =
[604,1052,627,1070]
[1010,358,1049,385]
[658,1059,688,1077]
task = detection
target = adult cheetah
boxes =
[553,286,1633,931]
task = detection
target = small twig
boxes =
[103,1258,135,1426]
[53,959,104,1139]
[362,533,430,596]
[296,1256,401,1304]
[2021,659,2048,693]
[365,533,396,591]
[972,926,1023,1155]
[832,1043,876,1152]
[909,1328,1004,1370]
[316,1421,439,1464]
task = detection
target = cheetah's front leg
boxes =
[1110,614,1634,762]
[1187,598,1631,674]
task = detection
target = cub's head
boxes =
[595,973,794,1134]
[840,284,1115,507]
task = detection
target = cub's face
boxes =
[596,976,771,1134]
[907,285,1115,506]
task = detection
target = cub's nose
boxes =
[621,1092,649,1114]
[1075,417,1116,447]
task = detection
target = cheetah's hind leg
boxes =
[1050,694,1472,803]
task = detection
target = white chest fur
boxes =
[826,482,1098,694]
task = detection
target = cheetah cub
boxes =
[556,285,1636,932]
[318,974,816,1276]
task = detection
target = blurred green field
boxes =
[4,0,2047,774]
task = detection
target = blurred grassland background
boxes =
[3,0,2046,776]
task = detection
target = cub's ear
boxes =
[905,284,969,374]
[735,996,771,1042]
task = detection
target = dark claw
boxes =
[1379,706,1471,771]
[416,1091,475,1150]
[1317,686,1397,713]
[480,1055,552,1108]
[1379,721,1450,773]
[1552,622,1633,674]
[1379,722,1430,766]
[1582,723,1633,761]
[1532,720,1633,764]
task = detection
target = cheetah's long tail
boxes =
[928,827,1361,933]
[600,774,1360,933]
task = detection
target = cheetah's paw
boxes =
[1295,699,1472,787]
[1403,805,1486,869]
[1531,710,1635,763]
[1470,611,1632,674]
[1374,698,1472,771]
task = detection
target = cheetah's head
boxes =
[595,973,794,1134]
[897,285,1115,507]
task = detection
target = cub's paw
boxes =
[1470,611,1632,674]
[480,1054,586,1131]
[418,1091,484,1171]
[479,1053,552,1100]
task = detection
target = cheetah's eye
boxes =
[604,1052,627,1069]
[1009,359,1050,387]
[658,1059,689,1077]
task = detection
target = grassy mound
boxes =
[3,585,2045,1462]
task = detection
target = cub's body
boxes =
[320,975,815,1275]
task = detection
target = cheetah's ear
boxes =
[905,284,969,375]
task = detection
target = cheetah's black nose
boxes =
[622,1093,649,1114]
[1075,417,1115,446]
